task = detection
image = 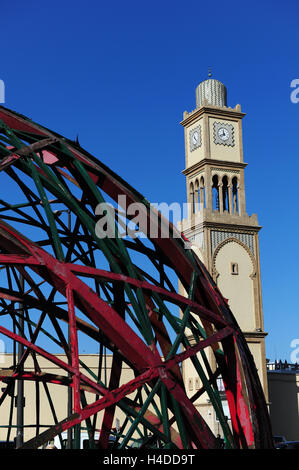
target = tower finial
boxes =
[208,67,212,78]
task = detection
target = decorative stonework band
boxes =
[211,230,255,255]
[211,168,240,175]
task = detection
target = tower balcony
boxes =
[178,208,260,235]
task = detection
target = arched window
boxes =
[232,177,239,214]
[190,182,195,214]
[212,175,219,212]
[222,175,229,212]
[194,179,199,212]
[200,176,205,209]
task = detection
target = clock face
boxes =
[189,125,201,151]
[218,127,229,141]
[213,122,234,146]
[192,131,199,145]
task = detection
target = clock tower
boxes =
[178,75,269,419]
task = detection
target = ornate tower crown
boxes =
[195,77,227,108]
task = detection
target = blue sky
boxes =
[1,0,299,361]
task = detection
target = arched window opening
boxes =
[232,177,239,214]
[194,179,199,213]
[231,262,239,275]
[222,175,229,212]
[190,182,195,214]
[212,175,219,212]
[200,176,205,210]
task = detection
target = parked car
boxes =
[273,435,287,445]
[275,440,299,449]
[51,431,120,449]
[0,441,15,449]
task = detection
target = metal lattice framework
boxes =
[0,105,273,449]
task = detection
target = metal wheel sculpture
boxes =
[0,105,273,449]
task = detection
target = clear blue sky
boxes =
[1,0,299,362]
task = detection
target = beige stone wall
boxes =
[185,118,205,167]
[214,241,255,331]
[185,115,242,167]
[208,117,241,163]
[0,354,135,443]
[182,353,209,406]
[247,340,266,392]
[181,347,228,437]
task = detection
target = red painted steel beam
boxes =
[0,254,40,265]
[70,264,229,327]
[0,371,70,386]
[66,286,81,414]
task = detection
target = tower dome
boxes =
[195,76,227,108]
